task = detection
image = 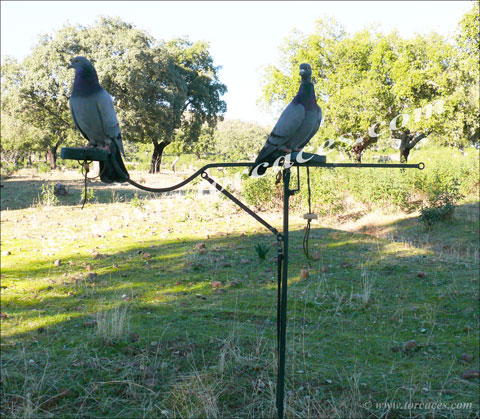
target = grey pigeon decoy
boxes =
[68,56,128,183]
[249,63,321,176]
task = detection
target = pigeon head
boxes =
[69,56,101,95]
[69,56,95,72]
[299,63,312,82]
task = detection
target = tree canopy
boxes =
[1,17,227,170]
[260,4,479,161]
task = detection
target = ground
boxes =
[1,168,479,418]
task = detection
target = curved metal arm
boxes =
[119,162,252,193]
[111,154,424,194]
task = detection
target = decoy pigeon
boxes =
[68,56,128,183]
[249,63,321,176]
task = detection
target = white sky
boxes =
[1,1,473,125]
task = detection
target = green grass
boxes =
[1,168,479,418]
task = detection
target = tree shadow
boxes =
[1,178,212,211]
[2,221,478,416]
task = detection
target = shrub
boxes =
[39,183,59,206]
[36,162,51,173]
[419,172,463,227]
[243,172,282,210]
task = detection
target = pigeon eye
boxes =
[75,59,79,63]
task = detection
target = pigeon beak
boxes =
[68,63,73,69]
[299,69,306,76]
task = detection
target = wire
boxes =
[303,166,312,259]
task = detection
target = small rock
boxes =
[2,250,11,256]
[54,183,68,196]
[461,370,480,380]
[410,306,418,312]
[461,353,474,363]
[229,280,241,287]
[312,251,321,261]
[341,262,351,268]
[240,259,249,264]
[195,242,206,250]
[121,273,128,278]
[54,259,61,267]
[83,320,96,328]
[195,294,207,300]
[211,281,222,288]
[122,294,131,301]
[300,269,309,279]
[321,266,329,273]
[417,271,427,278]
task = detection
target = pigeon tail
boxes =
[99,142,129,184]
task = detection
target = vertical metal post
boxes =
[277,168,291,418]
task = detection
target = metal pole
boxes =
[277,168,291,418]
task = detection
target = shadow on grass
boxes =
[1,178,212,211]
[2,223,479,417]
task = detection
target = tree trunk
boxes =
[396,130,427,163]
[350,136,378,163]
[149,140,169,174]
[46,137,64,170]
[46,148,57,169]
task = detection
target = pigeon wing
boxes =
[268,102,305,146]
[96,89,125,156]
[69,99,91,143]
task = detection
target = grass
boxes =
[1,166,479,418]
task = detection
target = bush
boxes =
[240,146,477,216]
[36,162,51,173]
[39,183,59,206]
[419,171,463,227]
[243,172,282,210]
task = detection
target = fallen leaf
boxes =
[211,281,223,288]
[461,370,479,379]
[312,251,321,261]
[460,353,473,363]
[300,269,309,279]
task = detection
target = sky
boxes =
[1,1,473,126]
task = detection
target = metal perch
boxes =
[61,146,424,418]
